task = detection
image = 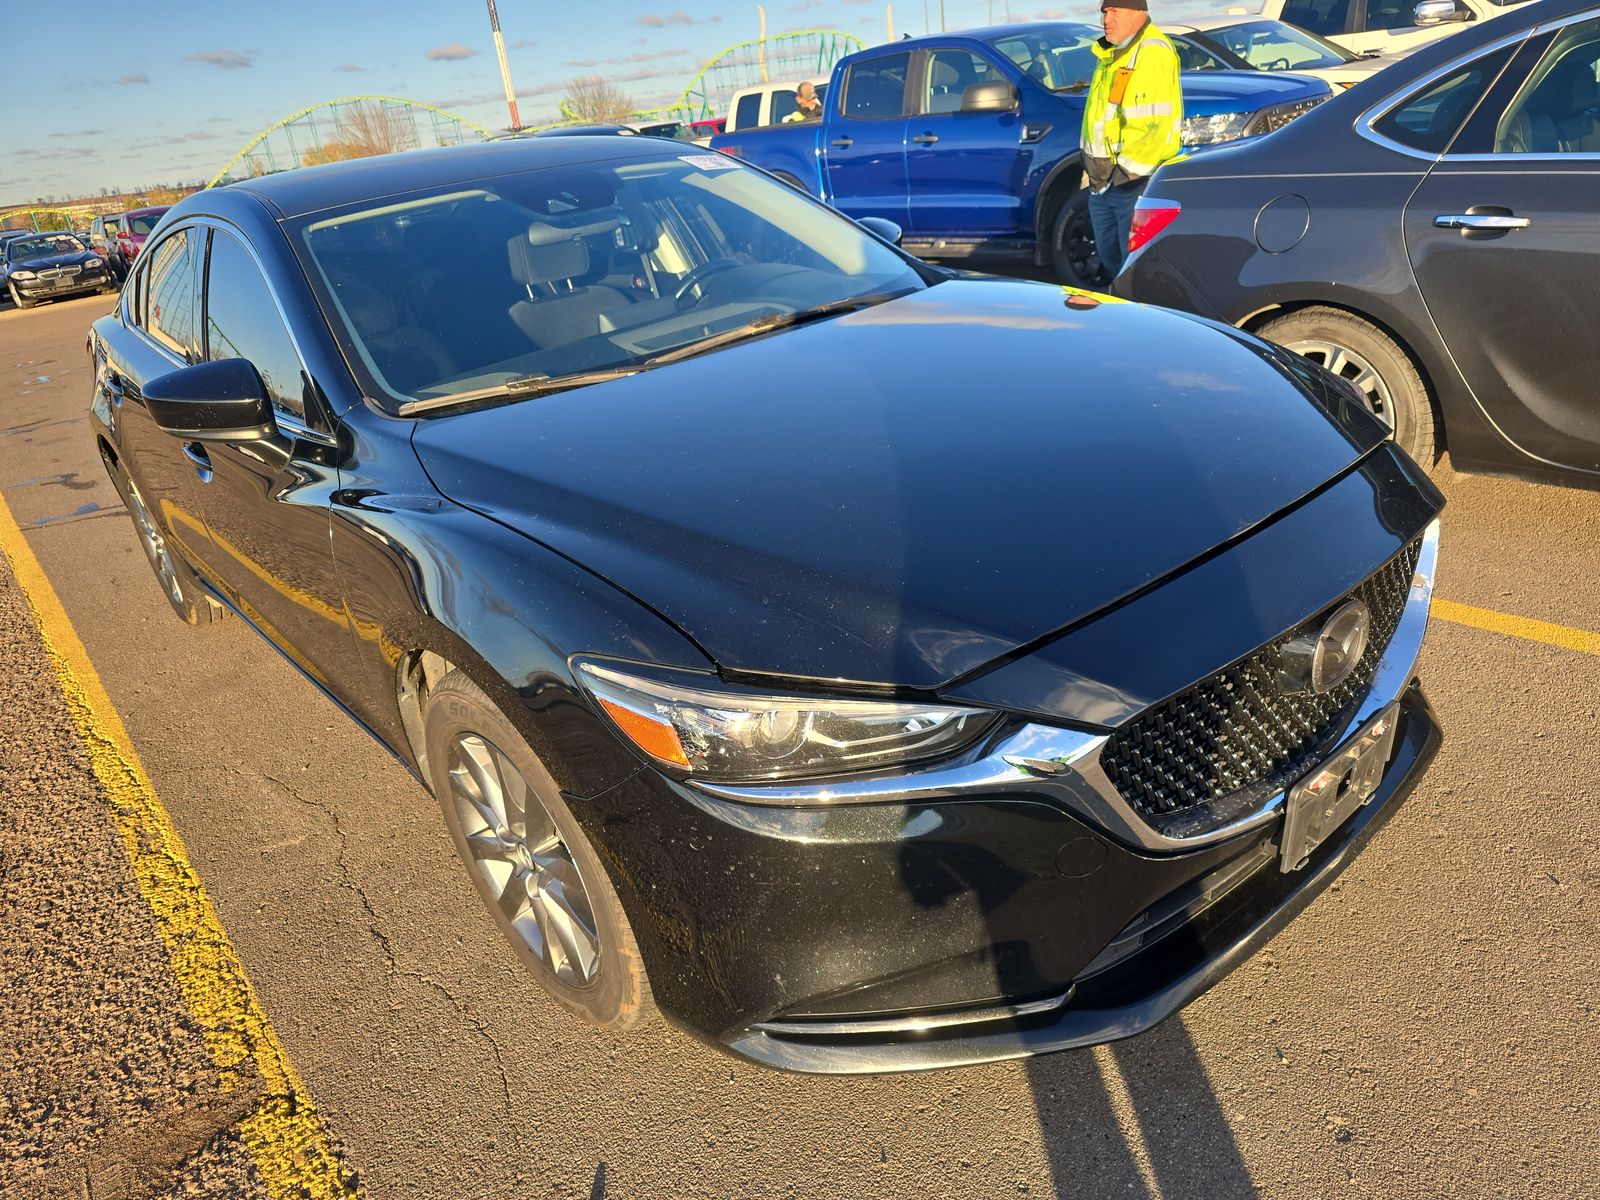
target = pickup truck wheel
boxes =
[1049,191,1110,289]
[423,670,654,1030]
[1257,307,1439,466]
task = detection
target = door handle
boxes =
[1434,213,1531,230]
[830,136,854,148]
[912,133,940,145]
[181,442,214,483]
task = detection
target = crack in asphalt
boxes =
[252,768,531,1165]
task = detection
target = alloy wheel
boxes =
[1282,339,1397,431]
[122,474,185,609]
[446,733,602,986]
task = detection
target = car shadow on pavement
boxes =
[1024,1020,1257,1198]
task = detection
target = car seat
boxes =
[507,219,631,351]
[334,277,455,395]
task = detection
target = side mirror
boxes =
[144,358,277,443]
[961,81,1020,114]
[856,216,904,245]
[1413,0,1471,24]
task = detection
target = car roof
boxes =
[224,137,690,220]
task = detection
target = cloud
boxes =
[187,49,254,69]
[426,43,479,61]
[511,37,536,48]
[634,10,722,26]
[334,63,365,73]
[116,72,149,85]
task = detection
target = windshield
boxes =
[298,151,925,411]
[7,235,86,262]
[1197,20,1356,70]
[987,26,1101,91]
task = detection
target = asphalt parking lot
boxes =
[2,294,1596,1199]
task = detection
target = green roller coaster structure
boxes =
[555,29,864,127]
[207,96,493,188]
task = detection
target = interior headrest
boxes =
[335,277,398,336]
[508,228,588,285]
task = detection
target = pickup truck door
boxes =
[824,50,912,225]
[904,47,1031,238]
[1345,0,1466,56]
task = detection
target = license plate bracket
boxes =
[1280,703,1400,873]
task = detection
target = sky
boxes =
[0,0,1110,206]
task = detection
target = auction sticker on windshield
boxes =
[679,153,741,170]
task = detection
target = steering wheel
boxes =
[1266,56,1291,71]
[673,258,743,308]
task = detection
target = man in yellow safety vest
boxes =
[1079,0,1184,280]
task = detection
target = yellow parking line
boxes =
[1433,598,1600,658]
[0,492,358,1199]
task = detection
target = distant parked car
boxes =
[1120,0,1600,484]
[4,231,116,308]
[688,116,726,137]
[0,229,34,296]
[1257,0,1532,56]
[1169,15,1412,87]
[112,206,171,273]
[90,214,125,277]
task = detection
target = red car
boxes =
[111,206,170,273]
[688,117,725,137]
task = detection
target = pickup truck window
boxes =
[923,49,1008,114]
[843,52,912,119]
[987,27,1099,91]
[1279,0,1353,37]
[1363,0,1418,29]
[735,92,761,130]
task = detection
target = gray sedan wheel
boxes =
[423,669,653,1029]
[1258,306,1439,467]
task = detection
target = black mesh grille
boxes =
[1103,538,1422,820]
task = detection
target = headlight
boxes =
[11,270,36,280]
[84,257,103,268]
[1244,95,1328,136]
[1180,111,1254,145]
[575,659,996,783]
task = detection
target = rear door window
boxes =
[1370,45,1514,153]
[1281,0,1353,37]
[734,92,761,129]
[843,52,912,119]
[142,228,200,360]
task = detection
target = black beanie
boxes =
[1101,0,1149,9]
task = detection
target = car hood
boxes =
[1180,67,1330,109]
[411,279,1386,691]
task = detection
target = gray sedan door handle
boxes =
[1434,214,1531,230]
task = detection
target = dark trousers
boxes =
[1087,179,1147,280]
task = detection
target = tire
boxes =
[9,282,34,310]
[104,455,224,626]
[1049,189,1111,290]
[1256,306,1439,467]
[423,670,653,1030]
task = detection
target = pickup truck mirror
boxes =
[961,82,1020,114]
[1413,0,1471,24]
[856,217,904,246]
[144,358,279,443]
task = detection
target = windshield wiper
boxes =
[643,288,918,367]
[398,365,645,414]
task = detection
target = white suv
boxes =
[1255,0,1530,56]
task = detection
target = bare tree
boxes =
[303,102,419,166]
[560,74,636,123]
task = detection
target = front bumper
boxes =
[13,268,112,301]
[570,517,1443,1072]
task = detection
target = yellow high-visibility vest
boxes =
[1080,22,1184,190]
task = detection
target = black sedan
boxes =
[1118,0,1600,486]
[5,231,117,308]
[89,137,1443,1073]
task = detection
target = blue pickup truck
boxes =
[711,21,1331,285]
